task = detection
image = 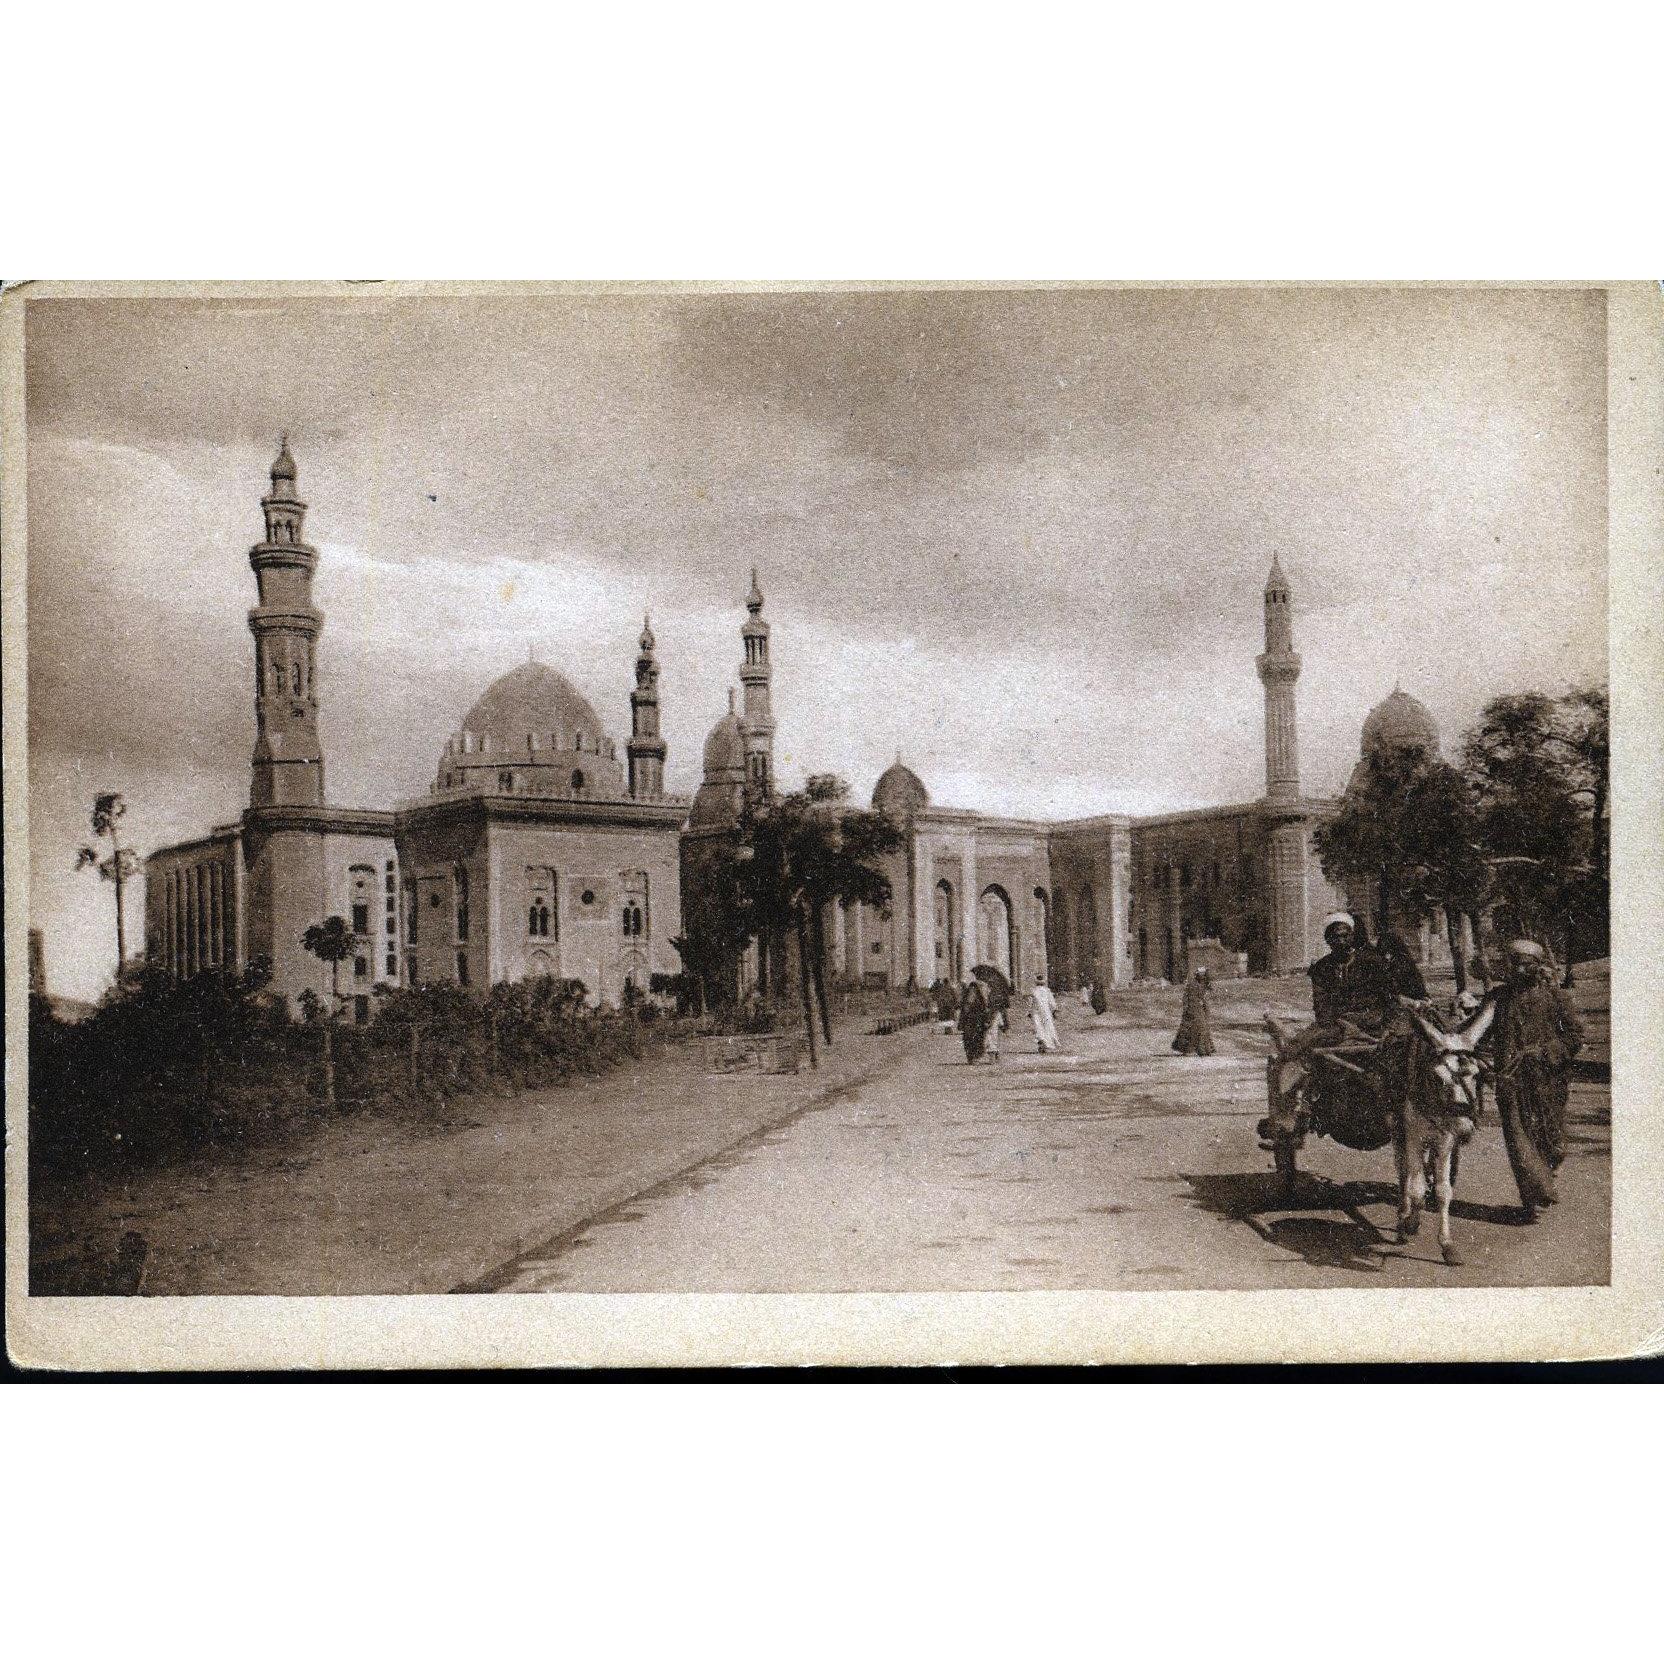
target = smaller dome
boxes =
[271,437,297,481]
[873,757,928,818]
[702,711,746,781]
[1361,687,1440,756]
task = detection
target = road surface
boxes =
[487,980,1611,1293]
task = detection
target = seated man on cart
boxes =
[1259,912,1400,1144]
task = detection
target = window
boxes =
[405,881,418,946]
[498,770,515,793]
[352,902,370,935]
[353,995,370,1025]
[571,769,585,791]
[385,952,398,978]
[454,865,470,942]
[621,903,644,938]
[526,867,556,939]
[354,955,369,979]
[455,951,470,987]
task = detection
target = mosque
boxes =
[144,442,1455,1015]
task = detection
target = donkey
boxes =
[1393,993,1496,1265]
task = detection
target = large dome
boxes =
[702,710,746,780]
[873,758,928,819]
[434,659,625,798]
[1360,687,1440,756]
[460,661,608,752]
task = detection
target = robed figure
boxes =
[1487,942,1586,1214]
[1171,967,1215,1056]
[958,978,992,1064]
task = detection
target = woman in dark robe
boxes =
[1488,940,1586,1216]
[958,977,991,1064]
[1171,967,1215,1056]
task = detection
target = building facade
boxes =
[147,441,1452,1013]
[146,445,684,1014]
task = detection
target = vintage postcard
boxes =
[5,280,1660,1369]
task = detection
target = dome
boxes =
[702,710,746,781]
[1360,687,1440,756]
[873,758,928,818]
[434,659,625,798]
[461,660,608,754]
[271,437,297,481]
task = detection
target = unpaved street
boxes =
[487,976,1611,1293]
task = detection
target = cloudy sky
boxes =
[25,285,1608,999]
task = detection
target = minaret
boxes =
[248,438,325,807]
[1257,555,1310,972]
[739,567,775,800]
[627,613,668,798]
[1256,553,1301,803]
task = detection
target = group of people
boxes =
[1261,910,1586,1219]
[954,971,1081,1064]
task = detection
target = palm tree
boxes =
[301,916,359,1110]
[75,792,142,976]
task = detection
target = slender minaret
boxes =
[627,613,668,798]
[1256,553,1301,804]
[739,567,775,800]
[248,438,325,807]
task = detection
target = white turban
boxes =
[1322,911,1355,935]
[1507,938,1547,961]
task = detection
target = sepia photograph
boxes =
[5,280,1658,1368]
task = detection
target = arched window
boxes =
[933,879,957,980]
[349,864,374,937]
[620,871,649,940]
[526,867,556,939]
[977,885,1014,982]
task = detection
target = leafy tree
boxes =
[733,776,902,1060]
[1314,739,1490,993]
[1462,688,1604,981]
[75,792,142,976]
[301,915,360,1110]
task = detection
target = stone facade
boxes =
[146,442,1454,1012]
[146,444,685,1015]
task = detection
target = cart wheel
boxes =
[1273,1137,1299,1199]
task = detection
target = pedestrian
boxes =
[1171,966,1214,1056]
[1090,978,1108,1015]
[1029,972,1061,1053]
[1485,938,1586,1219]
[1078,983,1093,1011]
[958,976,990,1065]
[984,977,1007,1062]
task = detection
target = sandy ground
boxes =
[31,967,1609,1297]
[487,969,1611,1293]
[29,1025,917,1295]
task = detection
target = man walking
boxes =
[1486,939,1586,1219]
[1029,973,1061,1054]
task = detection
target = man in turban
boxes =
[1260,912,1394,1141]
[1485,938,1586,1218]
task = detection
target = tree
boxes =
[1314,740,1489,993]
[1462,688,1604,982]
[732,776,903,1061]
[76,792,142,977]
[300,916,360,1110]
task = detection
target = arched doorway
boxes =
[1033,887,1051,985]
[933,879,958,983]
[1077,886,1098,982]
[977,885,1014,982]
[1053,888,1071,988]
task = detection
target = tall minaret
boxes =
[627,613,668,798]
[1255,553,1301,804]
[248,438,325,807]
[739,567,775,800]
